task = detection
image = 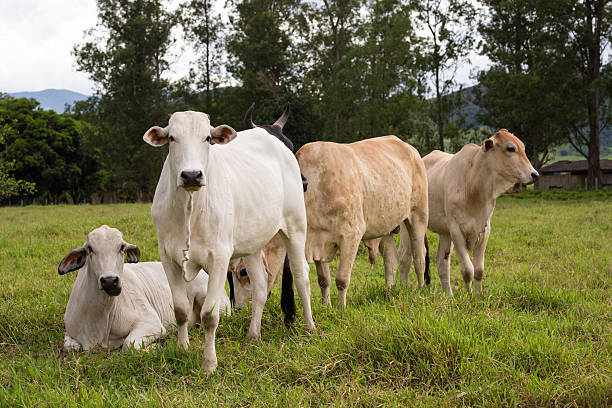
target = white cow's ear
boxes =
[482,138,494,152]
[143,126,169,147]
[124,242,141,263]
[210,125,237,145]
[58,247,87,275]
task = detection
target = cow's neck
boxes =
[65,266,114,349]
[465,150,514,213]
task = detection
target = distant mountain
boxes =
[6,89,89,113]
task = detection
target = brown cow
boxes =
[399,129,538,295]
[296,136,429,309]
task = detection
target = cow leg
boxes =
[162,259,191,350]
[472,223,491,295]
[437,234,454,296]
[404,213,428,289]
[279,230,316,331]
[397,223,412,284]
[124,318,166,350]
[200,256,230,373]
[449,226,474,294]
[315,261,331,306]
[380,235,399,289]
[244,252,267,340]
[335,237,360,309]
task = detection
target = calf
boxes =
[399,129,538,295]
[59,225,229,351]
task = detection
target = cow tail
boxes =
[280,255,296,326]
[424,235,431,285]
[227,272,235,305]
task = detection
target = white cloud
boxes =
[0,0,98,94]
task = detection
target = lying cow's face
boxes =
[143,111,237,191]
[58,225,140,296]
[481,129,539,185]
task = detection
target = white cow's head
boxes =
[143,111,237,190]
[481,129,539,185]
[58,225,140,296]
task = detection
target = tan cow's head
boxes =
[228,251,269,310]
[481,129,539,185]
[58,225,140,296]
[143,111,237,190]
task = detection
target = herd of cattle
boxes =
[57,104,539,372]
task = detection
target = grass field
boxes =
[1,191,611,407]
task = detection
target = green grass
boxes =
[1,193,611,407]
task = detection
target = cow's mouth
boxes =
[180,182,204,191]
[103,287,122,296]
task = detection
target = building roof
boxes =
[540,159,612,174]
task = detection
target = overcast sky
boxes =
[0,0,488,96]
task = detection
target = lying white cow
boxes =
[399,129,538,295]
[144,111,315,372]
[59,225,230,351]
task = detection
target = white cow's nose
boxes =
[180,170,203,187]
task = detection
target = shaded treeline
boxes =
[1,0,610,203]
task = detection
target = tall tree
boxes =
[551,0,612,188]
[413,0,477,151]
[227,0,301,104]
[349,0,424,140]
[478,0,568,168]
[180,0,224,112]
[305,0,364,141]
[73,0,176,199]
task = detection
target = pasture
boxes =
[0,191,611,407]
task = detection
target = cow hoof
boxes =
[177,339,189,351]
[203,359,217,373]
[246,332,261,341]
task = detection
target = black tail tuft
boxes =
[227,271,235,305]
[280,255,296,326]
[424,235,431,285]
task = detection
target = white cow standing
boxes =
[144,111,315,372]
[59,225,228,351]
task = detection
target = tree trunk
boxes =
[585,0,602,189]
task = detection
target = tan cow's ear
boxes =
[210,125,237,145]
[58,247,87,275]
[124,242,140,263]
[143,126,169,147]
[482,138,494,152]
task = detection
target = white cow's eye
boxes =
[169,136,175,142]
[507,146,516,152]
[86,245,94,254]
[120,244,126,252]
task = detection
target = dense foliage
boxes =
[0,95,105,204]
[2,0,610,203]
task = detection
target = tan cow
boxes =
[296,136,429,309]
[399,129,538,295]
